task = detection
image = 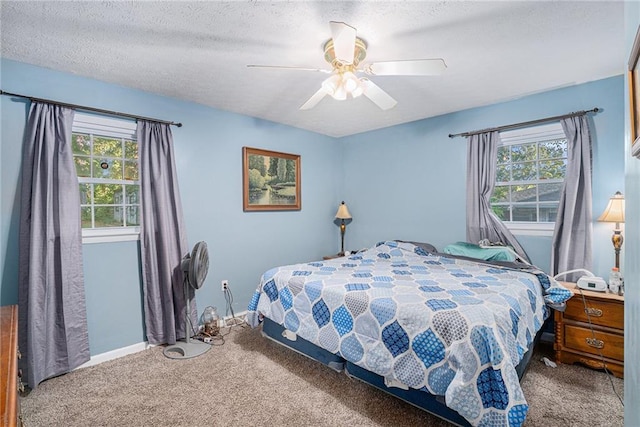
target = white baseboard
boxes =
[76,341,154,370]
[76,311,248,370]
[222,310,247,326]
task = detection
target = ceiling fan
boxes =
[247,21,447,111]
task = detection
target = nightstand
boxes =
[323,253,345,260]
[554,281,624,378]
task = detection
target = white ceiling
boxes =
[0,1,625,138]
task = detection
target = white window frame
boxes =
[72,113,140,244]
[495,123,567,237]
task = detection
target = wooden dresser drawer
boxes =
[554,282,624,378]
[563,296,623,329]
[563,324,624,361]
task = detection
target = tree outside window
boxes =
[491,135,567,223]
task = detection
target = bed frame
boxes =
[261,316,541,427]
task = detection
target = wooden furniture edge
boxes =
[1,305,19,426]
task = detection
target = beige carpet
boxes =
[21,325,624,426]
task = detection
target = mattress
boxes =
[247,240,572,426]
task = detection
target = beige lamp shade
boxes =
[335,201,352,220]
[598,191,625,223]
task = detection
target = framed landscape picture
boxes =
[242,147,301,211]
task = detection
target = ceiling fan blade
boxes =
[361,79,397,110]
[300,88,328,110]
[363,59,447,76]
[247,65,331,73]
[329,21,357,64]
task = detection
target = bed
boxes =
[246,240,572,426]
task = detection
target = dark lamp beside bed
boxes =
[335,201,352,255]
[598,191,625,270]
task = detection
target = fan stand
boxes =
[163,278,211,359]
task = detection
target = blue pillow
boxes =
[442,242,516,262]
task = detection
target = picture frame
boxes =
[242,147,301,211]
[629,25,640,153]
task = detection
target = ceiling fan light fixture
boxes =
[333,83,348,100]
[342,71,359,92]
[321,74,341,96]
[321,71,364,100]
[351,79,365,98]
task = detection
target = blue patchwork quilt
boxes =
[246,241,572,427]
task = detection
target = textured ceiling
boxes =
[0,1,625,137]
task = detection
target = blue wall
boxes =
[0,58,626,359]
[0,58,342,355]
[340,76,624,279]
[624,2,639,423]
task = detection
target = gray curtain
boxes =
[138,120,193,345]
[551,116,593,280]
[466,131,530,262]
[18,102,90,389]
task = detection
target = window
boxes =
[72,113,139,243]
[491,123,567,236]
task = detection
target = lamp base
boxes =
[612,229,623,270]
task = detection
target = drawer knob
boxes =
[584,307,603,317]
[586,337,604,349]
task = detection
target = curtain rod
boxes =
[448,107,599,138]
[0,89,183,127]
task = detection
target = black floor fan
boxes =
[164,241,211,359]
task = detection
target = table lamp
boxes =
[335,201,352,255]
[597,191,625,269]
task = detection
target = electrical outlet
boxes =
[221,279,228,291]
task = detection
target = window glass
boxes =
[72,113,139,238]
[491,123,567,228]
